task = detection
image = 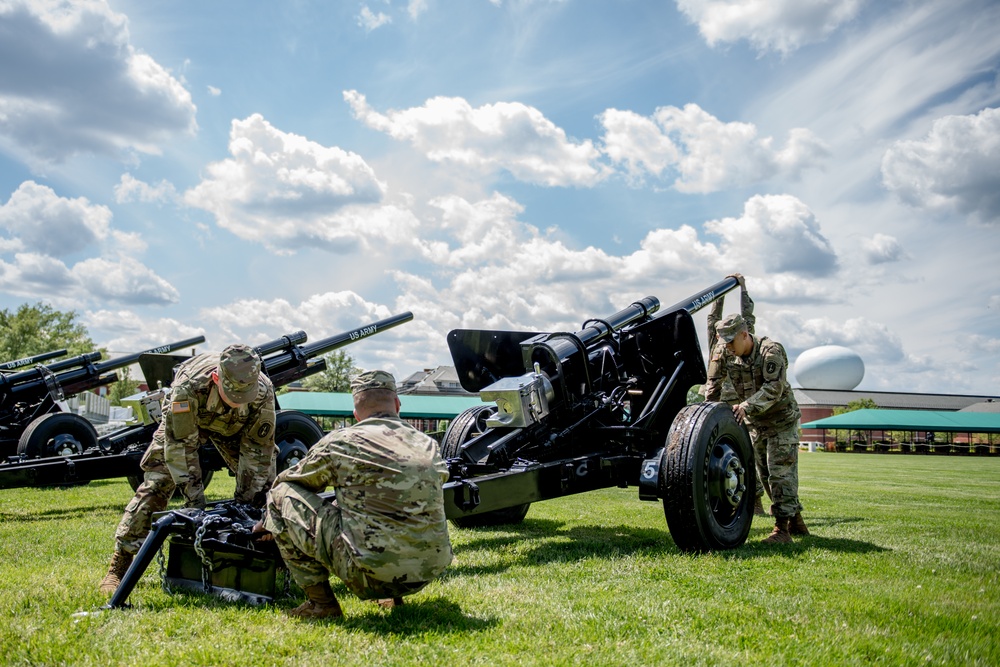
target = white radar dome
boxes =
[793,345,865,390]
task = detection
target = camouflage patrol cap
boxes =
[350,369,396,396]
[716,313,748,343]
[218,344,261,404]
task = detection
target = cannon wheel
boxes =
[274,410,324,473]
[441,405,530,528]
[18,412,99,459]
[662,402,755,552]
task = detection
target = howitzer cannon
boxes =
[0,337,206,460]
[0,312,413,491]
[439,277,756,552]
[0,349,68,372]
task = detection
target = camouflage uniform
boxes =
[704,329,803,519]
[113,348,276,554]
[705,286,766,498]
[263,380,452,601]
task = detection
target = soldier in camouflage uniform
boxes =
[254,369,452,619]
[704,274,767,515]
[703,314,809,544]
[99,344,276,594]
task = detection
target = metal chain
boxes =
[193,515,226,594]
[157,543,172,594]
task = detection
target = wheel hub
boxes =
[709,442,747,509]
[50,434,84,457]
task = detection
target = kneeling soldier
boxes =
[253,370,453,618]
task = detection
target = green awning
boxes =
[801,409,1000,434]
[277,391,487,420]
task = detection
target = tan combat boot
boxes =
[287,581,343,619]
[762,517,792,544]
[752,496,767,516]
[788,512,810,536]
[99,549,133,595]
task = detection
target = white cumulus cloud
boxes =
[599,104,827,192]
[183,114,431,255]
[0,181,111,257]
[676,0,866,55]
[861,233,905,265]
[0,180,178,306]
[345,90,610,187]
[881,107,1000,224]
[704,194,839,276]
[0,0,197,164]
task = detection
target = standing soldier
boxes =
[253,370,453,619]
[99,344,276,594]
[703,313,809,543]
[705,274,767,516]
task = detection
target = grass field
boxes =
[1,453,998,666]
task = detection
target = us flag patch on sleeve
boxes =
[172,401,191,413]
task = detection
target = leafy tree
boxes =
[0,302,97,361]
[832,397,879,446]
[687,385,705,404]
[107,366,140,406]
[298,350,359,393]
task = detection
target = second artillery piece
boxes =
[440,277,756,553]
[0,312,413,491]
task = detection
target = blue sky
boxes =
[0,0,998,395]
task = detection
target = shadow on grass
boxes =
[448,517,675,575]
[335,596,498,635]
[448,515,888,573]
[146,589,497,635]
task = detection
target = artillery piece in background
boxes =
[440,277,755,552]
[0,337,206,462]
[0,312,413,491]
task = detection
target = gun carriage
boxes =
[0,313,413,490]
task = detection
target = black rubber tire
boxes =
[17,412,99,459]
[274,410,324,473]
[441,405,530,528]
[662,402,755,552]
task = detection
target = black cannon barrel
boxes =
[1,351,103,390]
[0,349,68,372]
[298,311,413,360]
[664,276,741,315]
[575,296,660,347]
[262,311,414,387]
[6,337,205,399]
[92,336,206,375]
[255,330,308,358]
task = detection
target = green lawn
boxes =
[1,453,997,666]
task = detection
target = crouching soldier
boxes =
[253,370,453,619]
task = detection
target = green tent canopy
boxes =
[801,409,1000,434]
